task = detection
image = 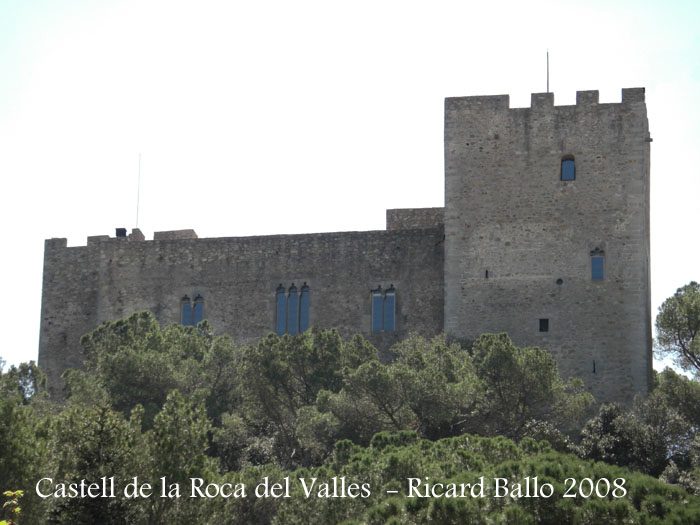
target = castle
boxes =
[39,88,652,405]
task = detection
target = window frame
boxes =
[590,248,605,280]
[181,294,204,326]
[561,155,576,181]
[276,282,310,335]
[371,285,396,333]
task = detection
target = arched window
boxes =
[561,155,575,181]
[371,285,396,333]
[276,285,286,335]
[276,283,310,335]
[181,295,192,326]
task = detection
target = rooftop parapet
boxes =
[153,229,198,241]
[386,207,444,230]
[85,227,147,246]
[87,235,110,246]
[576,90,599,105]
[129,228,145,241]
[45,238,67,250]
[622,87,646,103]
[446,87,645,111]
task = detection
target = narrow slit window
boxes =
[193,295,204,326]
[276,285,287,335]
[371,285,396,333]
[181,296,192,326]
[561,156,575,181]
[591,248,605,280]
[287,284,299,335]
[384,286,396,332]
[299,283,310,333]
[372,288,384,333]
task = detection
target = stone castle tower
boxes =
[444,88,652,403]
[39,88,652,404]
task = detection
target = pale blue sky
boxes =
[1,0,698,369]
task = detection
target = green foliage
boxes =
[143,390,217,524]
[149,391,216,483]
[321,332,592,455]
[15,311,700,522]
[269,432,700,524]
[579,394,693,477]
[654,367,700,427]
[655,281,700,375]
[0,364,52,524]
[471,333,594,438]
[390,334,480,439]
[1,490,23,525]
[78,311,239,427]
[234,329,376,468]
[0,362,46,404]
[47,402,146,523]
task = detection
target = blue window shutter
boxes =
[193,295,204,326]
[561,158,575,181]
[287,284,299,335]
[181,296,192,326]
[299,283,310,333]
[591,257,604,280]
[384,286,395,332]
[276,285,286,335]
[372,288,384,332]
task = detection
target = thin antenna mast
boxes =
[546,49,550,93]
[136,153,141,228]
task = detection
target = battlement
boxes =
[445,87,646,111]
[55,212,446,251]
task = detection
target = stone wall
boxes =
[386,207,444,230]
[39,225,444,397]
[444,88,652,405]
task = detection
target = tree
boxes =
[47,402,146,523]
[320,333,593,452]
[232,330,376,468]
[1,362,46,404]
[579,395,693,477]
[78,311,240,427]
[143,391,217,524]
[654,368,700,428]
[0,363,52,524]
[656,281,700,375]
[470,333,593,438]
[271,431,700,524]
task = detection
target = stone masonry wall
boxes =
[386,207,444,230]
[444,88,651,406]
[39,225,444,397]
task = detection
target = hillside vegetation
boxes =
[2,311,700,523]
